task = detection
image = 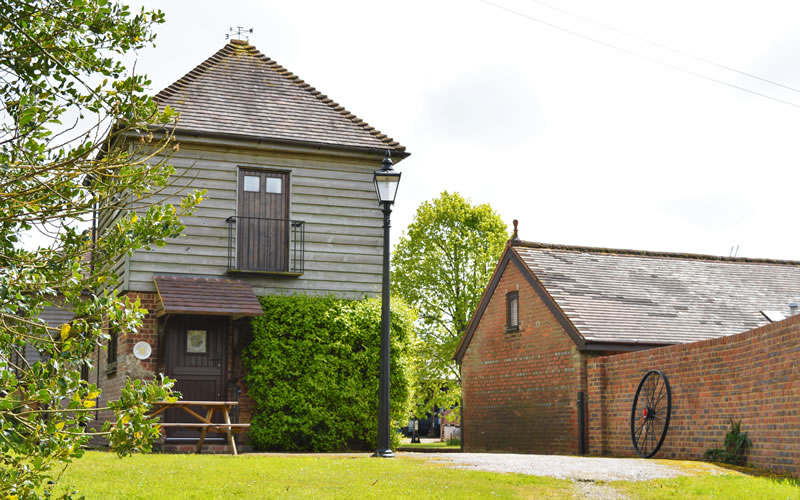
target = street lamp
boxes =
[374,149,401,458]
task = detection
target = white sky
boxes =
[125,0,800,260]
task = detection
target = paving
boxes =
[426,453,689,482]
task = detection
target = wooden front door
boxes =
[238,169,289,271]
[164,316,228,439]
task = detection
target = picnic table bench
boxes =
[150,400,249,455]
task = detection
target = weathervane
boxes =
[226,26,253,41]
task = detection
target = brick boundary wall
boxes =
[588,314,800,476]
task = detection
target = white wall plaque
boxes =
[133,341,152,360]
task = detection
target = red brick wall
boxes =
[93,292,159,427]
[588,315,800,476]
[461,260,587,454]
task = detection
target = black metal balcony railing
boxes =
[226,216,305,274]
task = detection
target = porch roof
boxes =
[153,276,263,318]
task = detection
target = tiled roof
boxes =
[513,242,800,345]
[154,40,406,153]
[153,275,263,317]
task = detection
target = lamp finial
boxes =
[510,219,521,245]
[382,149,393,171]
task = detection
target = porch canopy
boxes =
[153,275,263,318]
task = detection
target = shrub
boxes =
[243,295,417,452]
[704,419,751,466]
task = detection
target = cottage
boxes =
[455,223,800,455]
[91,40,408,447]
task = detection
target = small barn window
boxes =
[506,291,519,332]
[107,327,118,374]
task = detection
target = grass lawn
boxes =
[54,452,572,499]
[612,472,799,499]
[53,452,800,499]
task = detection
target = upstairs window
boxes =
[506,291,519,332]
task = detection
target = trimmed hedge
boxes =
[243,295,417,452]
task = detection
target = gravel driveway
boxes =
[435,453,687,482]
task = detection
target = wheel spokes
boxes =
[638,418,650,453]
[630,370,672,458]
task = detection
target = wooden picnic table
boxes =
[150,400,249,455]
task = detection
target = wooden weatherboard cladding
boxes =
[116,144,390,299]
[153,275,262,317]
[101,39,410,299]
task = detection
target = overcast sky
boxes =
[125,0,800,260]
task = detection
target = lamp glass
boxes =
[374,172,400,204]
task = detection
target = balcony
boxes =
[226,216,305,275]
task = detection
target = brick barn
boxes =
[454,225,800,456]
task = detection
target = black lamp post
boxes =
[374,149,401,458]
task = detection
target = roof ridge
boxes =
[512,240,800,266]
[155,41,406,153]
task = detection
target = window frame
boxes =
[506,291,520,333]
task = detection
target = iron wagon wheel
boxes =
[630,370,672,458]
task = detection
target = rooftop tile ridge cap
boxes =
[512,240,800,265]
[242,43,406,153]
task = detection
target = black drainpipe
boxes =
[577,391,586,455]
[92,197,100,420]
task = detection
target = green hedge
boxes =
[243,295,417,452]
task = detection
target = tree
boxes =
[0,1,203,497]
[392,191,507,417]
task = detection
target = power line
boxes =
[482,0,800,110]
[527,0,800,96]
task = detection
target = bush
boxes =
[704,419,751,466]
[243,295,417,452]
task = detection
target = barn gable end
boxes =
[460,248,597,454]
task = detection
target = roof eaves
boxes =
[582,341,673,352]
[152,126,411,160]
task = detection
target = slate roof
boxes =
[153,275,263,317]
[154,40,406,154]
[514,242,800,346]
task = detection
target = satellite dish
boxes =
[133,341,152,360]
